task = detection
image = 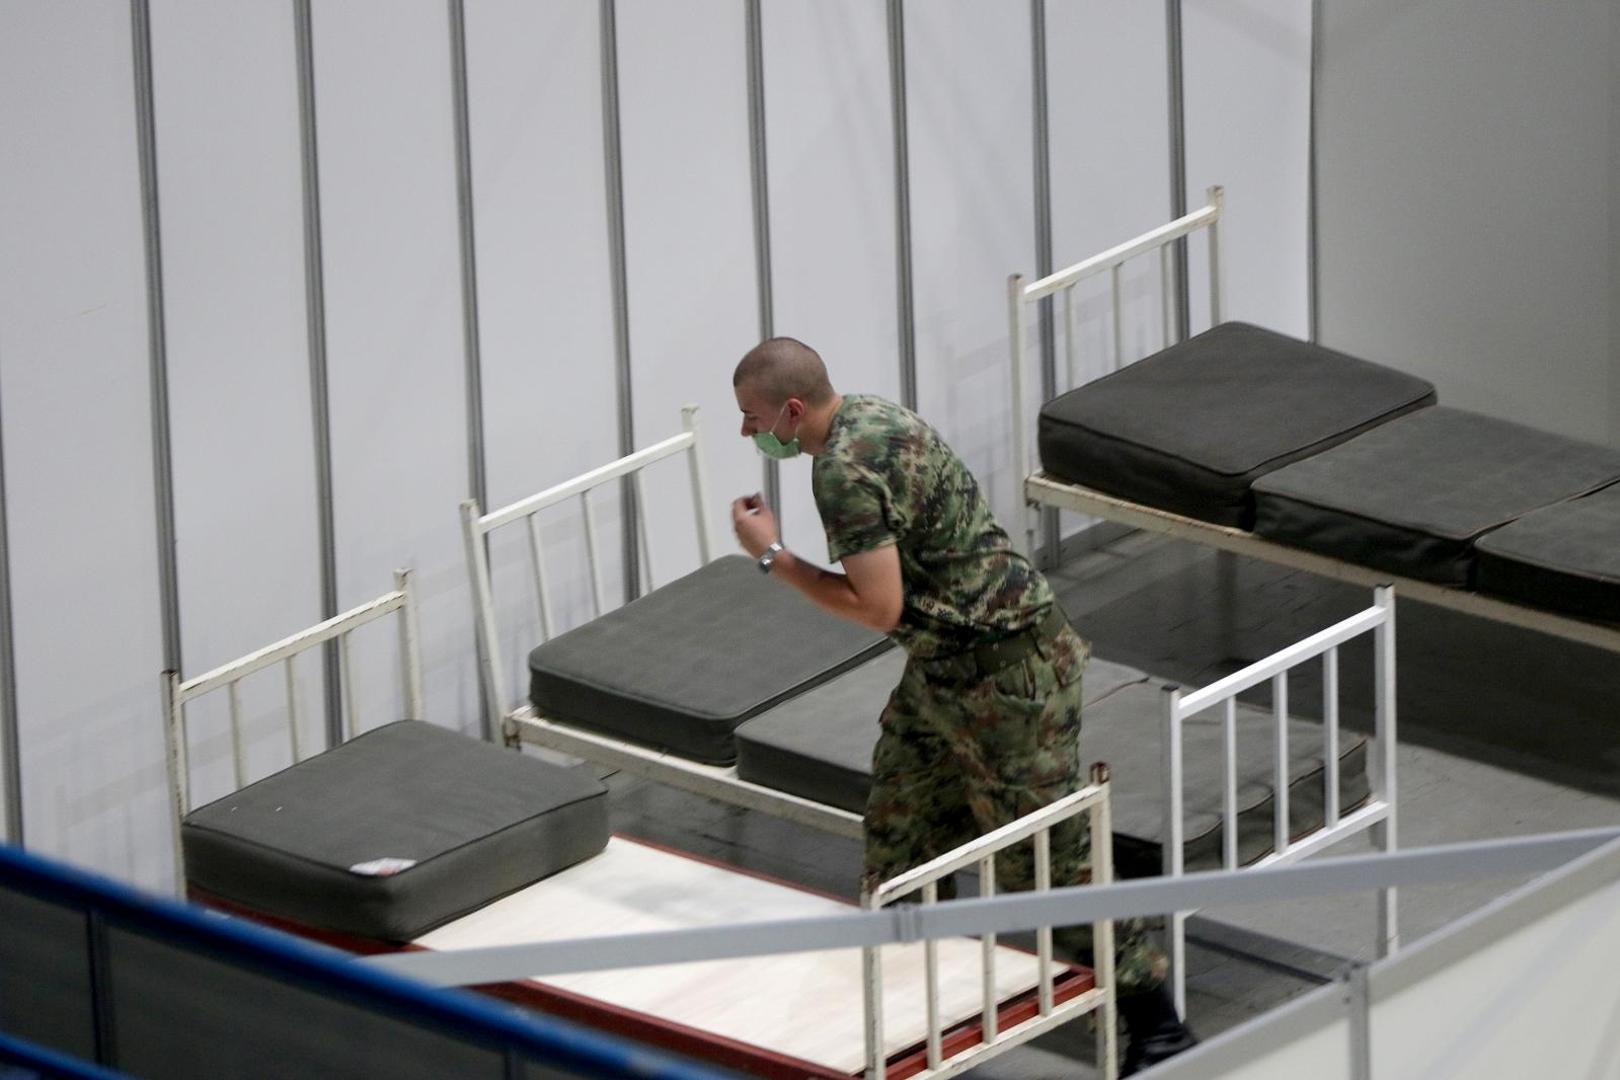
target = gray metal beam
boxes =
[1030,0,1061,569]
[744,0,780,520]
[886,0,918,412]
[1308,0,1323,343]
[599,0,640,600]
[1165,0,1190,342]
[0,361,20,844]
[293,0,343,751]
[366,827,1620,987]
[448,0,487,513]
[130,0,182,679]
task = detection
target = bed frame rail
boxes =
[1007,186,1224,558]
[461,405,714,739]
[863,764,1118,1080]
[161,570,423,893]
[1160,586,1399,1016]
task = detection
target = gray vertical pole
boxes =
[293,0,343,751]
[1031,0,1060,569]
[745,0,780,520]
[130,0,183,680]
[1307,0,1322,344]
[600,0,640,600]
[448,0,492,735]
[0,367,21,845]
[886,0,918,412]
[449,0,487,513]
[1165,0,1190,343]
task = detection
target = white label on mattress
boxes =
[348,858,417,877]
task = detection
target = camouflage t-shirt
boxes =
[812,394,1056,658]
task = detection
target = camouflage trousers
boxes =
[863,622,1168,995]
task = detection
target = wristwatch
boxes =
[757,541,785,574]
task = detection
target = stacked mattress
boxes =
[528,555,890,764]
[182,720,610,940]
[1037,322,1436,528]
[1037,321,1620,623]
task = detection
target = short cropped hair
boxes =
[733,337,835,406]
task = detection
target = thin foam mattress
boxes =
[1037,322,1436,528]
[528,555,890,765]
[182,720,609,940]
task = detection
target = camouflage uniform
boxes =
[814,394,1167,994]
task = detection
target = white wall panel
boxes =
[1183,1,1311,338]
[761,0,901,565]
[617,0,758,582]
[464,0,625,710]
[149,0,325,808]
[1318,0,1615,446]
[1045,1,1174,542]
[313,1,479,735]
[1370,873,1620,1079]
[907,1,1034,531]
[0,3,170,888]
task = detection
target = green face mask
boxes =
[752,403,801,460]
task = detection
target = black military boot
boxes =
[1119,984,1198,1075]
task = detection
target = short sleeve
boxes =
[813,460,898,563]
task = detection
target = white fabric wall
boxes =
[1317,0,1617,446]
[313,0,480,737]
[0,0,1317,892]
[1370,872,1620,1079]
[907,1,1034,530]
[760,0,902,564]
[1045,1,1175,544]
[1183,1,1312,339]
[149,0,327,810]
[616,0,758,585]
[464,0,625,712]
[0,3,170,890]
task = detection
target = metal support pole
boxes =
[293,0,343,752]
[130,0,182,680]
[886,0,918,413]
[1165,0,1190,343]
[744,0,780,521]
[1031,0,1060,568]
[0,366,21,844]
[599,0,640,601]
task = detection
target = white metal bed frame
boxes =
[861,763,1118,1080]
[460,404,866,840]
[161,569,424,894]
[1007,186,1620,657]
[1159,587,1398,1016]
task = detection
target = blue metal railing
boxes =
[0,842,729,1079]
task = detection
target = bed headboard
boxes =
[1007,185,1225,558]
[161,569,423,892]
[459,404,714,740]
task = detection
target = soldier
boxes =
[730,337,1197,1075]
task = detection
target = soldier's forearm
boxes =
[768,548,898,634]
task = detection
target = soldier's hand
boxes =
[730,494,778,559]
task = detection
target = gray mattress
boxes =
[182,720,609,941]
[1475,482,1620,623]
[1037,322,1436,528]
[1253,408,1620,586]
[528,555,890,765]
[734,656,1363,874]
